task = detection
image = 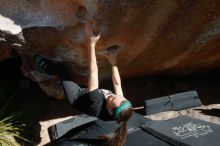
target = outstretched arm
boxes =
[101,47,124,96]
[112,65,124,96]
[85,20,100,92]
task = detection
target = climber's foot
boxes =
[34,54,56,75]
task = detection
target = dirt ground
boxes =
[35,71,220,146]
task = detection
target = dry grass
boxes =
[0,116,26,146]
[0,82,29,146]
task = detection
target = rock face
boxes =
[1,0,220,99]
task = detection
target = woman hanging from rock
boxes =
[34,20,133,146]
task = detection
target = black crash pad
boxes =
[56,128,173,146]
[50,113,220,146]
[49,114,98,140]
[51,113,173,146]
[144,91,202,115]
[124,128,172,146]
[142,116,220,146]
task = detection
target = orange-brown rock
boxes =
[1,0,220,99]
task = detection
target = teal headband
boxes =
[114,101,132,120]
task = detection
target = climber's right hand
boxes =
[85,19,101,46]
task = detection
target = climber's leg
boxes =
[54,62,88,105]
[62,80,88,105]
[34,55,87,105]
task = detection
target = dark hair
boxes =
[99,103,133,146]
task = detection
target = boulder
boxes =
[1,0,220,99]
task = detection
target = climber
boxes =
[34,20,133,146]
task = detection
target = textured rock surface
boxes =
[1,0,220,99]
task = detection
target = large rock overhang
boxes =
[1,0,220,99]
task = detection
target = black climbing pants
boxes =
[50,63,88,105]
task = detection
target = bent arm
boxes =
[88,43,99,92]
[112,65,124,96]
[100,46,123,95]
